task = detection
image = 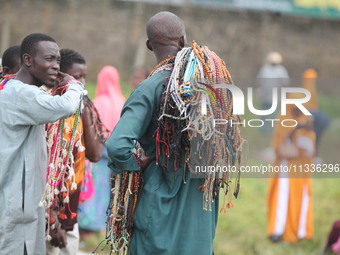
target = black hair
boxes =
[20,33,56,62]
[2,45,20,68]
[59,48,86,73]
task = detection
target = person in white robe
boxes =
[0,33,85,255]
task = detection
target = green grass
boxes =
[318,93,340,120]
[214,177,340,255]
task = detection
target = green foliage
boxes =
[85,81,96,100]
[85,80,133,100]
[318,93,340,120]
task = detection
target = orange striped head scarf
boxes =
[301,68,318,111]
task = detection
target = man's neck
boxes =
[155,47,179,64]
[15,69,39,87]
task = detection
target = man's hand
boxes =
[139,156,155,169]
[49,219,68,249]
[56,71,74,87]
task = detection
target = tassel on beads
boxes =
[61,185,67,193]
[59,214,67,220]
[70,212,77,219]
[63,196,69,203]
[71,182,77,190]
[40,87,85,240]
[103,143,144,254]
[103,170,143,254]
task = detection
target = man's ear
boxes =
[146,39,153,52]
[178,36,185,49]
[22,53,32,67]
[2,66,10,75]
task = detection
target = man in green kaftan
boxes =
[106,12,218,255]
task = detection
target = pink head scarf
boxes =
[94,66,126,132]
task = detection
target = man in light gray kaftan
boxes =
[0,33,85,255]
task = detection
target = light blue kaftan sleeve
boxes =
[12,82,84,126]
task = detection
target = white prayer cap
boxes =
[266,52,282,65]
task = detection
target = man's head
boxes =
[60,49,87,85]
[20,33,60,88]
[1,45,21,75]
[146,12,186,61]
[266,52,282,66]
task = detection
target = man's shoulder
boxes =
[5,79,37,91]
[7,79,24,87]
[0,80,49,107]
[0,80,23,98]
[135,70,171,93]
[124,70,171,107]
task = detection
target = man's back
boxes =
[106,69,219,255]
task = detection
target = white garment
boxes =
[0,79,84,255]
[46,223,80,255]
[257,64,290,105]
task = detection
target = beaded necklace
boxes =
[148,56,176,77]
[102,143,143,254]
[39,80,85,240]
[156,40,243,210]
[0,74,16,90]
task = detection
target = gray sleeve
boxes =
[14,84,84,126]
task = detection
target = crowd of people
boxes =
[0,10,337,255]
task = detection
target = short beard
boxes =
[32,74,56,88]
[43,82,55,89]
[33,77,54,88]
